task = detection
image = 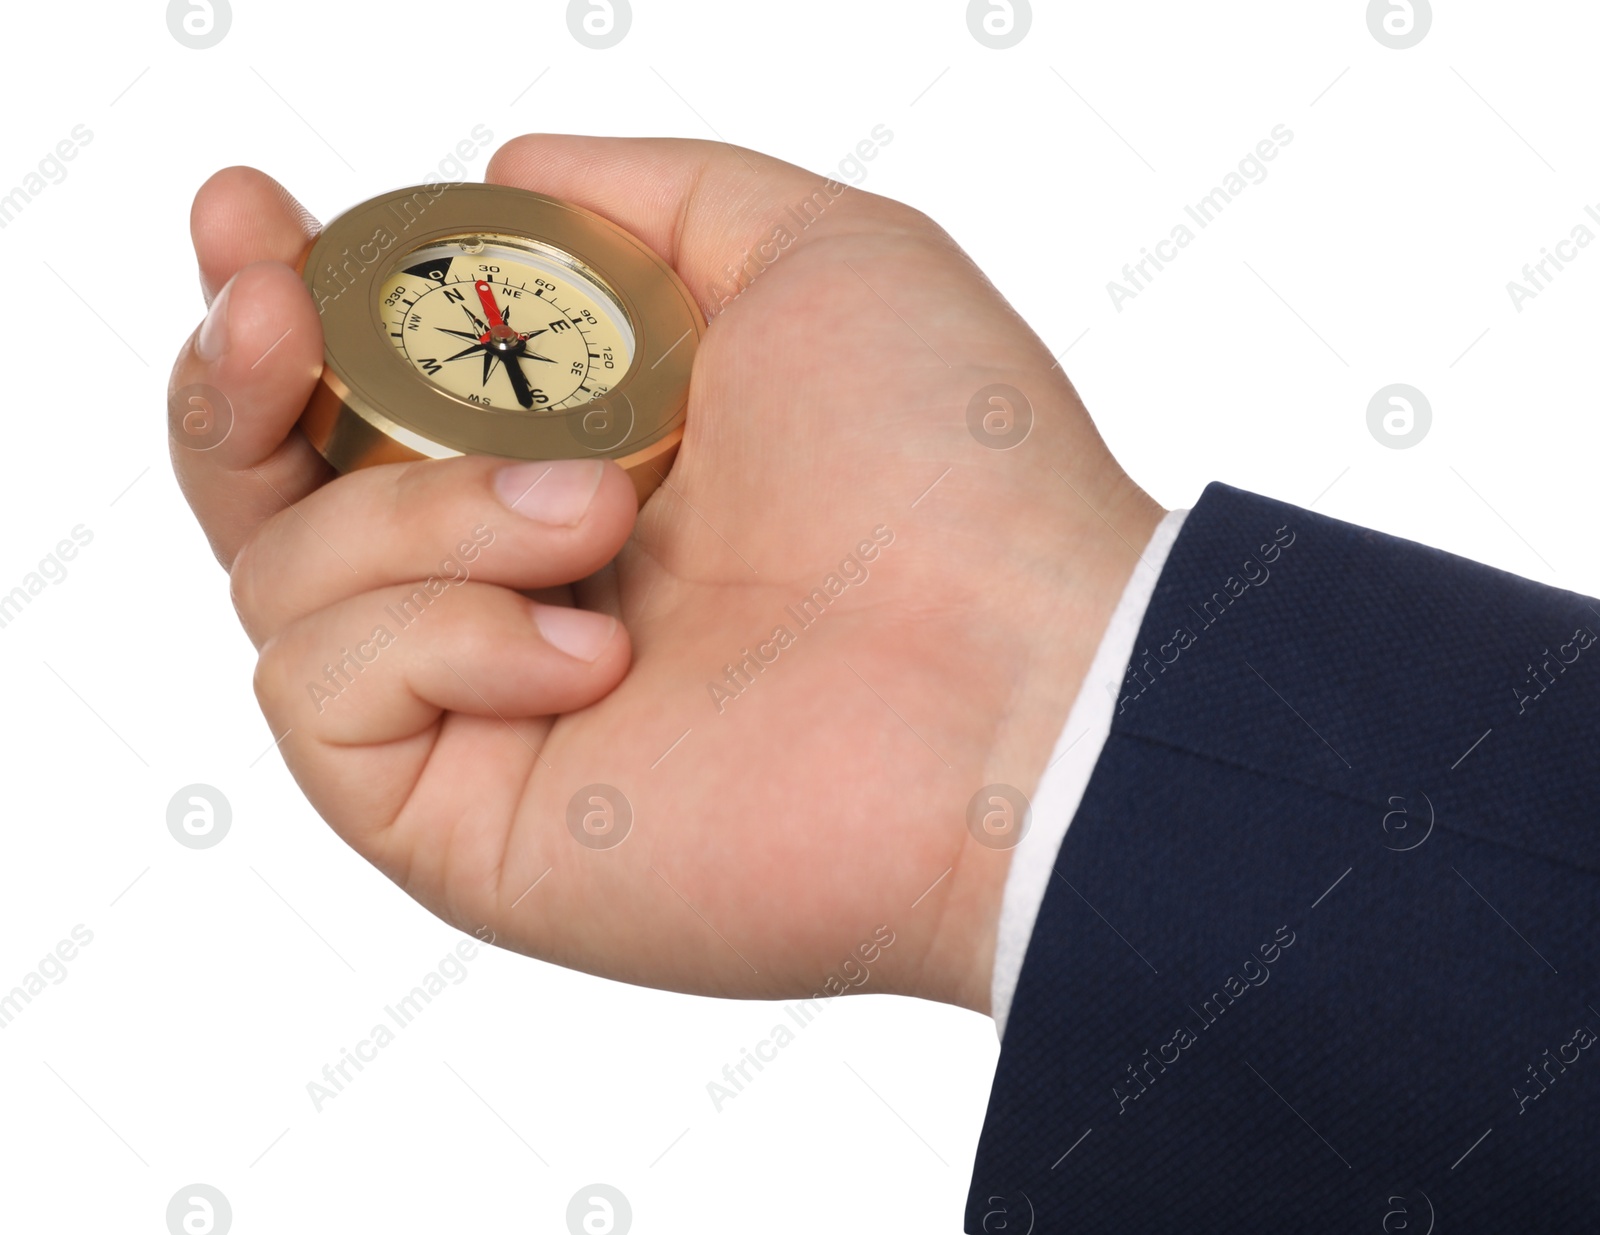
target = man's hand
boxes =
[167,136,1163,1014]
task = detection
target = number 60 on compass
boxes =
[297,182,703,504]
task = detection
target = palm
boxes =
[404,223,1031,1001]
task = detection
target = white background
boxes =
[2,1,1597,1232]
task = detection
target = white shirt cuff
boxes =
[990,507,1190,1038]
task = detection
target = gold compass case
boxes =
[297,182,703,505]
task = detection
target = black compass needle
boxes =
[502,350,537,408]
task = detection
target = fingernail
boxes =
[532,604,616,662]
[195,275,234,363]
[494,459,604,526]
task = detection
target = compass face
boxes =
[377,236,635,412]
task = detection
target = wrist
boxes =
[913,423,1164,1015]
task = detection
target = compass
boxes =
[297,182,703,504]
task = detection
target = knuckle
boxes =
[251,631,290,715]
[884,198,944,238]
[227,531,262,630]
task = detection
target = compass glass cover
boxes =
[376,235,635,413]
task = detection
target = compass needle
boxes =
[503,353,537,409]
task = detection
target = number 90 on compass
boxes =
[297,182,704,505]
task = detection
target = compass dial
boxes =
[377,236,634,412]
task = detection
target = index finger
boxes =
[484,134,891,318]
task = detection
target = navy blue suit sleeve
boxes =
[966,482,1600,1234]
